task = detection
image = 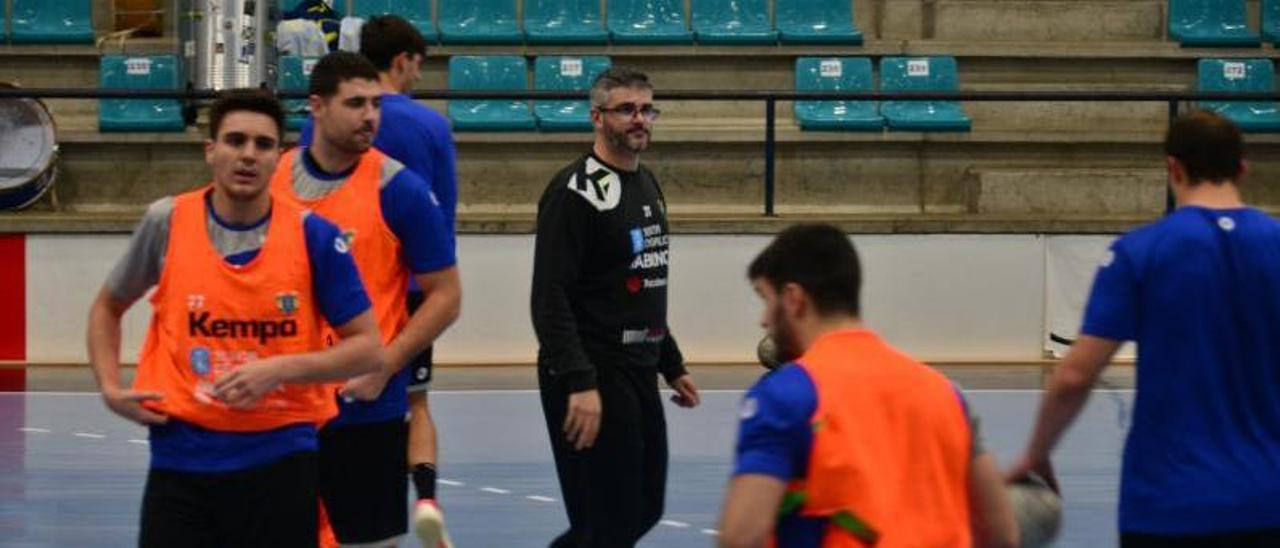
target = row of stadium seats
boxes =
[0,0,93,44]
[796,57,970,132]
[5,0,1277,48]
[287,0,861,45]
[1171,0,1280,47]
[1198,59,1280,131]
[279,55,611,131]
[96,54,1280,134]
[293,0,1280,48]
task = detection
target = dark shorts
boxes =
[1122,528,1280,548]
[318,419,409,544]
[406,290,433,393]
[140,451,318,548]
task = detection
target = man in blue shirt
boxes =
[300,16,460,546]
[1010,111,1280,546]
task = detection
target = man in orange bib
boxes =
[87,89,382,547]
[717,223,1018,548]
[271,51,461,547]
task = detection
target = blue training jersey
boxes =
[1081,205,1280,535]
[151,203,371,473]
[734,365,826,547]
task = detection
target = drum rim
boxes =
[0,92,58,190]
[0,82,59,209]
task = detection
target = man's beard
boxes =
[607,126,649,154]
[770,306,804,364]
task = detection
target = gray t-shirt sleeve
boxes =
[968,405,985,457]
[104,197,174,305]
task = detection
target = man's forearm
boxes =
[280,318,381,383]
[385,269,462,374]
[1025,361,1099,461]
[87,292,127,392]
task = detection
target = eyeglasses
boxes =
[596,103,662,121]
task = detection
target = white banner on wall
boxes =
[1043,236,1136,359]
[28,233,1053,365]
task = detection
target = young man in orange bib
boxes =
[271,51,460,547]
[87,89,382,547]
[717,224,1018,548]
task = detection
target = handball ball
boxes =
[757,335,782,370]
[1008,473,1062,548]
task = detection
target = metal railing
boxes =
[5,88,1280,215]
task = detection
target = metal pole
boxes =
[1166,99,1179,214]
[764,98,776,217]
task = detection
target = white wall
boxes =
[25,233,1080,364]
[27,235,154,363]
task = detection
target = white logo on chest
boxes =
[567,157,622,211]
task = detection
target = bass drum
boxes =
[0,83,58,211]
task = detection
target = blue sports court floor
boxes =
[0,387,1131,547]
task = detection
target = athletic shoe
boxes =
[413,498,453,548]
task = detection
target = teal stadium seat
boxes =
[448,56,536,131]
[692,0,777,45]
[776,0,862,45]
[2,1,8,43]
[534,56,612,132]
[1197,59,1280,132]
[438,0,523,44]
[1169,0,1260,47]
[11,0,94,44]
[99,55,186,133]
[880,56,971,132]
[278,56,319,131]
[1264,0,1280,43]
[353,0,438,43]
[608,0,694,44]
[794,57,882,131]
[525,0,608,44]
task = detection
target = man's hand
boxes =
[564,389,602,451]
[214,356,287,409]
[668,374,700,408]
[339,370,392,402]
[101,386,168,426]
[1006,455,1062,494]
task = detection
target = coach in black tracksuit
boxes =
[531,67,701,548]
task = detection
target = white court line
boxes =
[438,479,465,487]
[480,487,511,495]
[127,439,149,445]
[18,427,50,433]
[73,432,106,439]
[701,529,719,536]
[660,520,690,528]
[526,495,556,503]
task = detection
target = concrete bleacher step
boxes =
[931,1,1163,42]
[969,167,1168,215]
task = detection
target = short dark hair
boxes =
[1164,110,1244,184]
[360,15,427,72]
[748,224,862,318]
[208,88,284,139]
[308,51,380,98]
[590,66,653,107]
